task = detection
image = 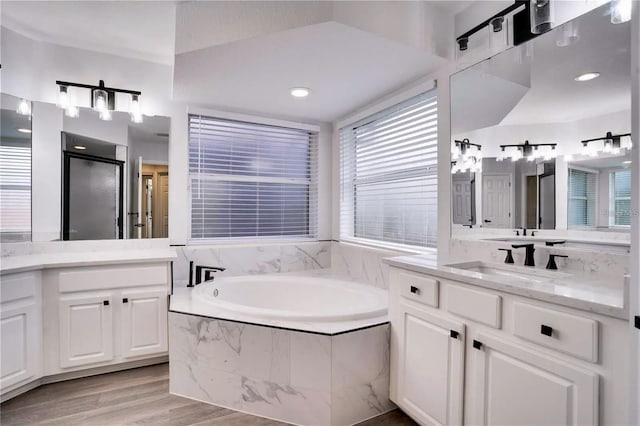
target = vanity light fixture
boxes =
[581,131,632,157]
[290,87,310,98]
[451,138,482,174]
[54,79,142,122]
[574,72,600,82]
[17,128,32,134]
[611,0,632,24]
[16,98,31,117]
[497,140,557,162]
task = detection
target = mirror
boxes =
[60,107,169,240]
[0,93,32,243]
[450,2,631,236]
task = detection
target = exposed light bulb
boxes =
[611,0,632,24]
[93,89,108,113]
[65,105,79,118]
[57,85,69,109]
[130,94,143,123]
[99,109,112,121]
[16,98,31,116]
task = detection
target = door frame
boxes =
[538,171,556,229]
[63,151,125,240]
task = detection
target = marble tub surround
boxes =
[173,242,330,287]
[331,241,425,289]
[170,270,388,335]
[169,312,393,426]
[385,254,628,319]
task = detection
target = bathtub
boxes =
[193,274,388,322]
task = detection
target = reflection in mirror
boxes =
[450,2,631,237]
[0,93,32,242]
[59,107,169,240]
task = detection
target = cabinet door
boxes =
[59,295,114,368]
[393,302,465,426]
[120,290,167,358]
[470,332,598,426]
[0,303,38,389]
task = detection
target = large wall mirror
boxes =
[60,107,169,240]
[0,93,32,243]
[450,2,631,241]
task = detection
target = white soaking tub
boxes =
[193,274,387,322]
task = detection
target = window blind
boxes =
[189,115,317,240]
[611,169,631,226]
[567,168,597,228]
[340,90,438,248]
[0,142,31,241]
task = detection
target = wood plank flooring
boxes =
[1,363,417,426]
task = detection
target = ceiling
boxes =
[0,1,177,64]
[174,21,446,123]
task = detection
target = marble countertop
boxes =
[384,254,628,320]
[170,269,389,335]
[0,248,177,275]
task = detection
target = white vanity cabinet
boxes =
[45,262,170,374]
[0,272,42,393]
[389,266,628,426]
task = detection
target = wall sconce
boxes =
[611,0,632,24]
[16,98,31,117]
[451,139,483,174]
[55,79,142,123]
[497,140,557,162]
[530,0,555,34]
[581,131,632,157]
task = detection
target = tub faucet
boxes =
[512,243,535,267]
[188,261,226,287]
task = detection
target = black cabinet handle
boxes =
[450,330,459,339]
[410,285,420,295]
[540,324,553,336]
[473,339,483,350]
[635,316,640,330]
[122,298,128,303]
[103,300,109,306]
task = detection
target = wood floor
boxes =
[0,363,418,426]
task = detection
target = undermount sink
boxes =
[444,261,572,283]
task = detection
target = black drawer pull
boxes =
[103,300,109,306]
[473,339,483,350]
[540,324,553,336]
[450,330,459,339]
[410,285,420,295]
[122,298,128,303]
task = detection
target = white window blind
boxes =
[189,115,317,240]
[0,141,31,242]
[568,168,597,228]
[610,169,631,226]
[340,90,438,248]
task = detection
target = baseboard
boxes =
[1,356,168,403]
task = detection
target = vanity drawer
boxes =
[447,284,502,328]
[513,302,598,362]
[396,270,439,308]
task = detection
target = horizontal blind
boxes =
[0,142,31,241]
[340,90,438,248]
[567,168,597,228]
[189,115,317,240]
[612,169,631,226]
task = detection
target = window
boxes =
[567,168,597,228]
[610,169,631,226]
[340,91,438,248]
[0,141,31,242]
[188,115,317,240]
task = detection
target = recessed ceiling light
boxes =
[623,160,632,164]
[73,145,87,150]
[290,87,310,98]
[17,128,32,134]
[574,72,600,82]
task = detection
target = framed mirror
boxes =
[450,2,631,244]
[59,107,169,240]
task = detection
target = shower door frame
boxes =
[62,151,125,240]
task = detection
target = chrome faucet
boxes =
[512,243,535,267]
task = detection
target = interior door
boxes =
[452,177,473,225]
[158,172,169,238]
[482,174,511,228]
[539,173,556,229]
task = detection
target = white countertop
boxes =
[0,248,177,275]
[384,254,628,320]
[170,269,389,335]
